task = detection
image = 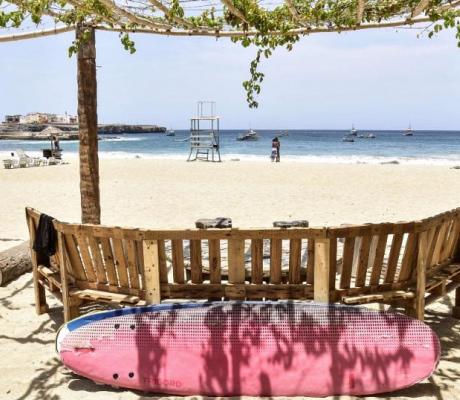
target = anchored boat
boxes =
[237,129,258,141]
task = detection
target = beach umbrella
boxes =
[1,0,459,224]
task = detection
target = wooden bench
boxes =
[25,207,460,322]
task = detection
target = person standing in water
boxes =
[271,137,280,162]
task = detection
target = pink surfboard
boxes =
[56,302,440,396]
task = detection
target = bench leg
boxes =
[63,297,82,322]
[453,287,460,319]
[405,299,424,321]
[33,275,49,315]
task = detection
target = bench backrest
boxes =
[25,207,460,304]
[326,210,460,301]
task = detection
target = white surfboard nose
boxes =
[56,324,70,354]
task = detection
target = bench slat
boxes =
[190,240,203,284]
[289,239,302,283]
[157,240,168,283]
[355,235,371,287]
[64,234,87,281]
[76,234,97,282]
[369,233,387,285]
[125,240,140,289]
[112,238,130,287]
[171,239,185,283]
[306,239,315,284]
[384,233,403,283]
[340,237,355,289]
[250,239,263,284]
[99,237,118,285]
[87,236,107,284]
[398,232,418,282]
[270,238,282,284]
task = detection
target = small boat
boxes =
[166,129,175,137]
[403,124,414,136]
[366,133,376,139]
[237,129,258,141]
[342,135,355,142]
[350,124,358,136]
[279,130,289,137]
[358,134,365,138]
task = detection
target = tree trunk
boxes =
[0,242,32,286]
[77,25,100,224]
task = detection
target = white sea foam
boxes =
[2,150,459,166]
[99,137,144,142]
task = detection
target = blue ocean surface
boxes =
[1,129,460,165]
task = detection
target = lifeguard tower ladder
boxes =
[187,101,221,162]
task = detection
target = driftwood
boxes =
[0,241,32,286]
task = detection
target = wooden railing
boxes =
[26,207,460,322]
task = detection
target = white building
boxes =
[16,112,78,124]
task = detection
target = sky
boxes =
[0,24,459,130]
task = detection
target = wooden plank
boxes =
[160,283,314,300]
[342,290,415,305]
[250,239,263,284]
[190,240,203,283]
[157,240,168,283]
[351,237,362,277]
[355,235,371,287]
[329,237,337,289]
[228,239,245,284]
[398,233,418,282]
[171,239,185,283]
[56,222,328,241]
[76,234,97,282]
[87,236,107,284]
[306,239,315,284]
[426,224,441,269]
[125,240,140,289]
[339,237,355,289]
[26,212,48,314]
[440,220,455,261]
[136,241,146,289]
[384,233,404,283]
[99,237,118,286]
[367,235,378,266]
[208,239,221,284]
[58,231,78,322]
[415,230,428,320]
[432,222,449,265]
[314,239,330,302]
[289,239,302,283]
[446,219,460,259]
[142,240,161,304]
[270,238,282,284]
[70,288,140,304]
[112,238,129,287]
[63,234,87,281]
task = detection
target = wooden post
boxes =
[228,239,245,284]
[413,230,428,321]
[453,288,460,319]
[143,240,161,304]
[77,24,100,224]
[314,238,331,303]
[58,232,80,322]
[26,214,48,314]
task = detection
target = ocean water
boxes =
[1,130,460,165]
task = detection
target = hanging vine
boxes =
[0,0,459,107]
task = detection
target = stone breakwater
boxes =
[0,123,166,139]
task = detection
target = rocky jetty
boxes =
[0,123,166,139]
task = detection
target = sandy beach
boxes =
[1,159,460,400]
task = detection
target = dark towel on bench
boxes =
[33,214,57,256]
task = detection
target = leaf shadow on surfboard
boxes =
[57,302,440,397]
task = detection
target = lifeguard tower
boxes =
[187,101,221,162]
